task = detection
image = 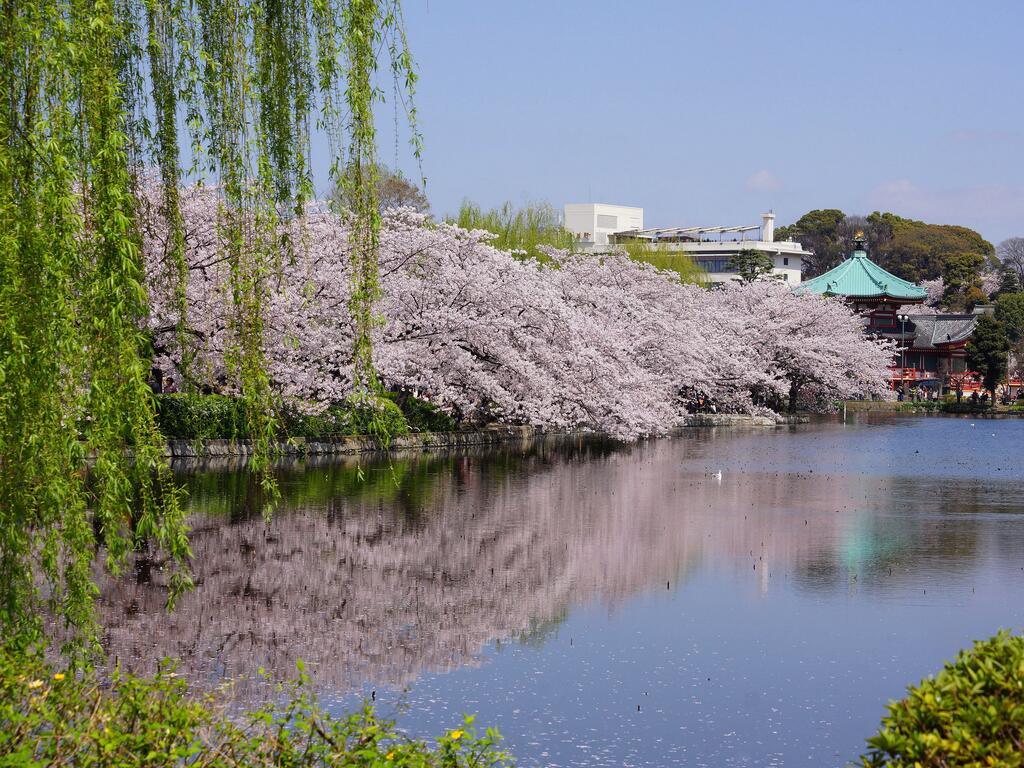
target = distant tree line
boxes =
[775,209,997,285]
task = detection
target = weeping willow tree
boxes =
[452,200,576,262]
[620,241,708,286]
[0,0,419,653]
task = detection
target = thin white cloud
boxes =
[745,169,781,192]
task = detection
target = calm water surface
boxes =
[100,416,1024,767]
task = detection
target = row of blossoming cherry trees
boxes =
[142,186,895,440]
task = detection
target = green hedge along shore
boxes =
[155,393,456,441]
[860,631,1024,767]
[0,649,511,767]
[845,399,1024,415]
[155,394,805,449]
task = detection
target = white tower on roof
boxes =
[761,211,775,243]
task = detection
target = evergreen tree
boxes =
[731,249,776,284]
[998,263,1022,295]
[966,315,1010,400]
[995,292,1024,342]
[773,209,846,277]
[941,253,986,310]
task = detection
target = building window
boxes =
[783,257,789,266]
[596,214,618,229]
[696,259,734,273]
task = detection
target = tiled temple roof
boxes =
[906,314,977,349]
[800,248,927,302]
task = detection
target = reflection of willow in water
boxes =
[170,436,624,520]
[100,436,692,691]
[94,434,1008,694]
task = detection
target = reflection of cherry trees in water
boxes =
[100,437,644,689]
[96,434,1001,694]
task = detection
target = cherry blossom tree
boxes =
[143,186,359,405]
[903,271,999,316]
[142,185,896,435]
[711,281,897,411]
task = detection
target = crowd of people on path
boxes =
[896,387,940,403]
[897,384,1024,406]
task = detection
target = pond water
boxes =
[99,416,1024,767]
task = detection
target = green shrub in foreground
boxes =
[861,631,1024,767]
[0,650,512,767]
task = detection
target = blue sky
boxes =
[360,0,1024,244]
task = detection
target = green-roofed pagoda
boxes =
[799,232,927,334]
[801,233,926,304]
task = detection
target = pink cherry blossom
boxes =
[142,184,896,438]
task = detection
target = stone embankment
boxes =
[164,413,804,460]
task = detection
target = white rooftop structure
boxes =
[563,203,643,246]
[564,205,808,285]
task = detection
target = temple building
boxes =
[799,234,927,327]
[800,235,981,393]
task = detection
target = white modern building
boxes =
[563,203,644,246]
[563,205,810,285]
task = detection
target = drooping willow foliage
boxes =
[0,0,419,653]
